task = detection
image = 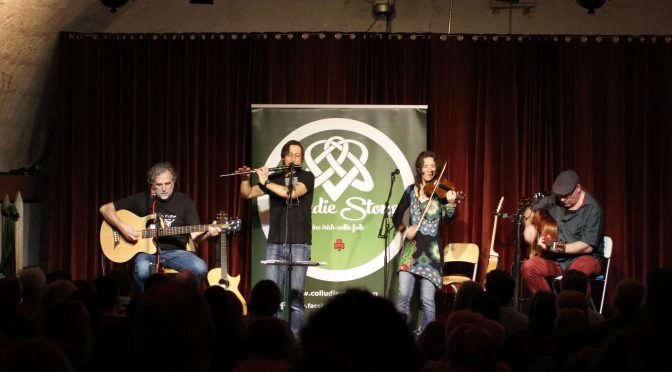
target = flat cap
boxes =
[552,170,579,195]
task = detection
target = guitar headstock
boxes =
[519,192,548,208]
[495,196,504,214]
[215,210,242,234]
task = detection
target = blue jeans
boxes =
[396,270,437,332]
[134,250,208,292]
[265,243,310,336]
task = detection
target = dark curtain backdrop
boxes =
[51,32,672,307]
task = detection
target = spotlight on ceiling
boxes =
[372,0,395,17]
[576,0,605,14]
[100,0,128,13]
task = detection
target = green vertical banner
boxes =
[250,105,427,316]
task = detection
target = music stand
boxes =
[260,259,326,330]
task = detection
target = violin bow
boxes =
[416,161,448,228]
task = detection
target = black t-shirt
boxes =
[113,191,201,251]
[264,169,314,245]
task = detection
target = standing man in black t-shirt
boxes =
[239,140,315,336]
[100,162,220,292]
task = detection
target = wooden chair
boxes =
[443,243,480,291]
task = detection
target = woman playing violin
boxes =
[392,151,459,333]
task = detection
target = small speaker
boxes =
[190,0,214,4]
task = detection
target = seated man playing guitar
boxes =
[521,169,605,294]
[99,161,220,292]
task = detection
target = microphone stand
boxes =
[377,170,398,297]
[283,163,297,329]
[496,198,530,311]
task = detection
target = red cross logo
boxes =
[334,239,345,251]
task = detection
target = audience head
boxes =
[18,266,47,300]
[453,280,483,311]
[468,290,500,321]
[35,279,78,328]
[484,269,515,306]
[417,321,445,362]
[645,267,672,308]
[174,270,199,291]
[143,272,167,292]
[95,275,120,311]
[106,268,131,297]
[556,289,589,313]
[560,269,590,294]
[445,309,505,347]
[135,280,214,371]
[247,317,296,360]
[247,279,282,317]
[528,290,557,337]
[443,309,504,370]
[613,278,644,317]
[5,337,74,372]
[299,288,419,372]
[0,277,22,308]
[445,323,498,371]
[46,270,72,285]
[203,285,244,328]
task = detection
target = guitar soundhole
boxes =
[219,279,230,288]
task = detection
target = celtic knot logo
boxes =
[304,136,374,201]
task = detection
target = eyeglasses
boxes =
[559,185,578,199]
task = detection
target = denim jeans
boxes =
[134,250,208,292]
[396,270,437,332]
[265,243,310,336]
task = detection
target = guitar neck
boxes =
[141,225,211,239]
[220,233,229,281]
[489,216,499,256]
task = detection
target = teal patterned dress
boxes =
[393,185,456,288]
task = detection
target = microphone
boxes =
[391,168,400,176]
[494,212,510,219]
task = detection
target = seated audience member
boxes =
[17,266,47,320]
[5,337,74,372]
[559,269,604,324]
[135,280,214,372]
[245,279,283,324]
[468,290,501,321]
[299,288,420,372]
[590,278,644,346]
[485,269,529,334]
[233,317,296,372]
[452,280,483,311]
[416,321,445,363]
[204,285,246,371]
[424,309,508,372]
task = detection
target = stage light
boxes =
[576,0,605,14]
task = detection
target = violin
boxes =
[423,177,465,203]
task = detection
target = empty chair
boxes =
[443,243,480,291]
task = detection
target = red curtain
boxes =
[51,32,672,304]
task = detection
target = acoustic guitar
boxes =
[100,209,241,263]
[527,209,565,257]
[486,196,504,273]
[207,211,247,314]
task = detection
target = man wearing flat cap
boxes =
[520,170,605,294]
